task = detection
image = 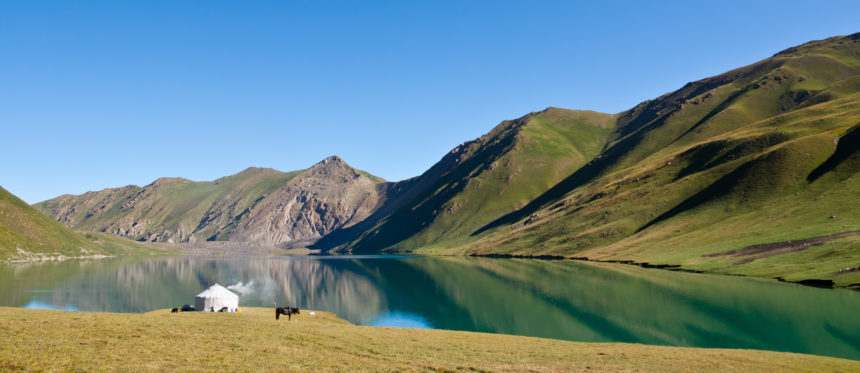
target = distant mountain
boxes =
[0,186,148,261]
[36,156,389,247]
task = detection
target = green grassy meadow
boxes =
[1,307,857,372]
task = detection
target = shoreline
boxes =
[465,252,860,291]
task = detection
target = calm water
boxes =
[1,255,859,360]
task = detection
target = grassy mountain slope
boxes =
[38,167,301,241]
[339,108,614,253]
[36,156,388,246]
[0,186,153,261]
[37,167,300,243]
[457,33,860,287]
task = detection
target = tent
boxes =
[195,283,239,312]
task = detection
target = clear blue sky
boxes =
[2,1,858,203]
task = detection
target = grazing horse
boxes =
[218,306,229,312]
[171,308,179,313]
[275,306,300,321]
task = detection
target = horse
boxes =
[218,306,229,312]
[171,308,179,313]
[275,306,300,321]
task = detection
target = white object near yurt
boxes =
[195,283,239,312]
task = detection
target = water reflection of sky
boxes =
[369,311,432,329]
[23,300,79,311]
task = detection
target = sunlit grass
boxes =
[1,307,857,372]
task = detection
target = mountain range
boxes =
[6,33,858,287]
[35,156,388,247]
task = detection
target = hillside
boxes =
[2,307,856,372]
[0,186,153,261]
[455,33,860,287]
[328,108,614,253]
[36,156,388,247]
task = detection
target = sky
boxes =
[2,1,858,204]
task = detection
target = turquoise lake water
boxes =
[1,255,858,360]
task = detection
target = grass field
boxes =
[1,307,857,372]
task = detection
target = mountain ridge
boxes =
[454,32,860,288]
[35,155,388,246]
[334,106,615,253]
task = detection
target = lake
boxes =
[1,255,858,360]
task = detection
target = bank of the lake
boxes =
[1,307,857,372]
[465,251,860,291]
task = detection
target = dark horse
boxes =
[275,306,300,321]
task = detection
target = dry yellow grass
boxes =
[0,307,858,372]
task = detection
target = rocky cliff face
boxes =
[36,156,388,247]
[227,156,387,246]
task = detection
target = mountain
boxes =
[453,33,860,287]
[36,156,389,247]
[325,108,614,253]
[0,186,149,261]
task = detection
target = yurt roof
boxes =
[195,283,239,299]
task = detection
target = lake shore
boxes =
[468,254,860,291]
[1,306,856,372]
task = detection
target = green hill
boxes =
[0,186,152,261]
[454,33,860,288]
[334,108,614,253]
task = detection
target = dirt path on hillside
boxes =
[705,230,860,264]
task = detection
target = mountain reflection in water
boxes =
[0,255,859,360]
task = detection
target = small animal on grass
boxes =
[275,306,300,321]
[171,308,178,313]
[218,306,229,312]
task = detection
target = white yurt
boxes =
[195,283,239,312]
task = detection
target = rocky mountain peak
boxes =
[306,155,356,176]
[316,155,346,166]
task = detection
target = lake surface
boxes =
[1,255,859,360]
